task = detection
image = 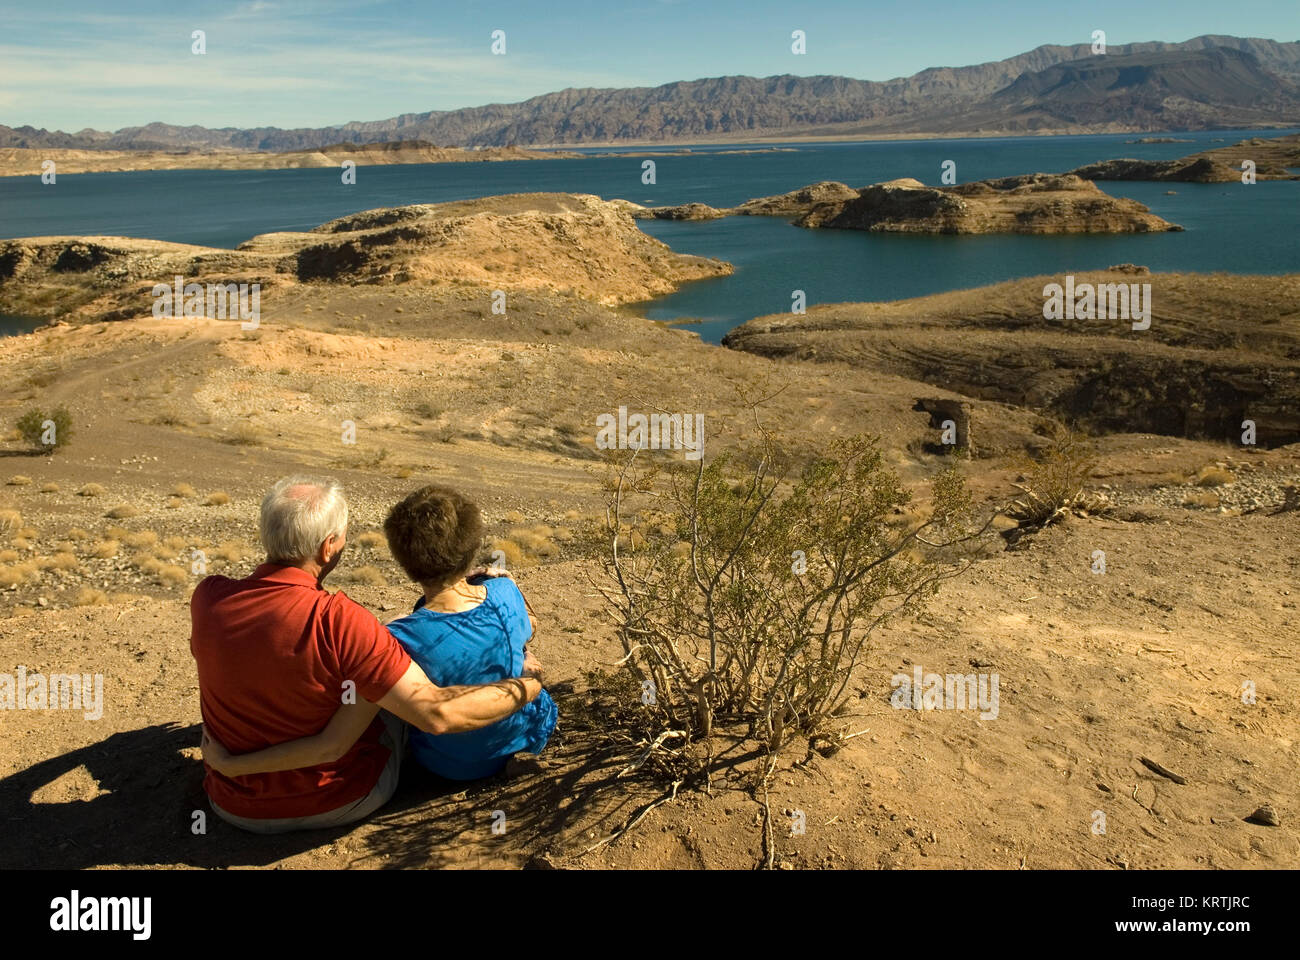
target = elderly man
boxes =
[189,476,544,833]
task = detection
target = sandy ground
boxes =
[0,258,1295,870]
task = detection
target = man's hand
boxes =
[522,648,543,681]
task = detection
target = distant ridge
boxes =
[4,35,1299,151]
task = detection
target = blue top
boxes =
[385,576,557,780]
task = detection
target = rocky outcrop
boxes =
[0,193,733,321]
[723,270,1300,447]
[1069,134,1300,183]
[733,181,860,216]
[794,174,1181,234]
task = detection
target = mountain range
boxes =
[4,34,1299,151]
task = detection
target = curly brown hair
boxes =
[383,485,485,589]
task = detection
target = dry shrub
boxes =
[74,588,109,606]
[0,562,38,587]
[1006,426,1098,529]
[89,540,120,559]
[1183,490,1220,509]
[0,549,18,563]
[40,482,59,493]
[356,531,387,550]
[602,432,981,753]
[344,565,387,587]
[503,509,527,524]
[0,509,20,538]
[17,526,37,540]
[490,539,527,569]
[104,525,128,540]
[123,531,158,550]
[162,536,189,553]
[157,565,188,587]
[10,538,31,551]
[211,541,249,563]
[77,484,105,497]
[1195,466,1235,487]
[6,476,32,486]
[135,556,164,575]
[171,483,196,498]
[166,497,183,509]
[203,492,230,507]
[106,505,139,519]
[65,527,90,541]
[48,552,81,572]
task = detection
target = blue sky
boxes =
[2,0,1297,131]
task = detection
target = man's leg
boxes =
[210,711,409,834]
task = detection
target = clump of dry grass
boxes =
[46,552,81,572]
[77,483,105,497]
[344,565,387,587]
[65,527,90,541]
[166,497,183,509]
[74,588,109,606]
[106,505,139,519]
[103,525,129,540]
[123,530,158,550]
[203,492,230,506]
[489,539,528,569]
[0,562,38,587]
[89,540,120,559]
[39,482,59,493]
[1195,465,1235,487]
[157,565,188,587]
[0,549,18,563]
[171,483,196,498]
[162,536,189,554]
[1182,490,1221,509]
[503,509,527,524]
[356,531,387,551]
[6,475,32,486]
[210,541,249,563]
[0,509,21,538]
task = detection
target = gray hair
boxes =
[259,476,349,563]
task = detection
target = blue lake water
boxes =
[1,128,1296,341]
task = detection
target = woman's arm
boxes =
[200,700,381,777]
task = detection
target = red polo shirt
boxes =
[190,563,411,819]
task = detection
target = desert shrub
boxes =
[16,407,73,453]
[356,531,387,550]
[162,536,189,553]
[0,509,21,538]
[0,562,38,587]
[6,476,31,486]
[65,527,90,541]
[89,540,120,559]
[203,492,230,506]
[344,565,387,587]
[171,483,196,498]
[106,505,139,519]
[602,432,980,754]
[39,482,59,493]
[1006,426,1098,529]
[47,552,81,572]
[76,483,105,497]
[489,539,526,570]
[0,549,18,562]
[157,565,188,587]
[1195,465,1235,487]
[123,531,158,550]
[74,588,109,606]
[210,541,249,563]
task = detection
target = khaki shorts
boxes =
[211,711,407,834]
